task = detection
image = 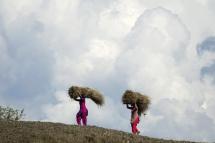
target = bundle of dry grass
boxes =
[122,90,137,104]
[68,86,104,106]
[136,93,150,115]
[122,90,150,115]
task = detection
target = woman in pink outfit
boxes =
[74,95,88,126]
[127,103,140,134]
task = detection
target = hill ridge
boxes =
[0,121,198,143]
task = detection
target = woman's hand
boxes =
[126,104,133,109]
[74,96,81,101]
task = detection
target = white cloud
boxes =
[115,6,215,142]
[117,7,190,100]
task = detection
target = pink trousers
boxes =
[131,116,140,134]
[76,110,88,126]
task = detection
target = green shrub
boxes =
[0,106,24,121]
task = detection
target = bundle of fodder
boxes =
[122,90,137,104]
[122,90,150,115]
[136,93,150,115]
[68,86,104,106]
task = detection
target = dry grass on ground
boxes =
[0,121,198,143]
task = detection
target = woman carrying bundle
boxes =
[74,95,88,126]
[122,90,150,135]
[68,86,104,126]
[127,103,140,134]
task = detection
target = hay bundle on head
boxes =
[122,90,150,115]
[68,86,82,99]
[122,90,138,104]
[68,86,104,106]
[136,93,150,115]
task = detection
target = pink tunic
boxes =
[76,96,88,125]
[131,106,138,123]
[79,97,87,113]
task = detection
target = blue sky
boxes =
[0,0,215,142]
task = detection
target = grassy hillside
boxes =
[0,121,198,143]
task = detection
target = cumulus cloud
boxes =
[114,6,215,142]
[116,7,190,101]
[0,0,215,142]
[0,0,55,119]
